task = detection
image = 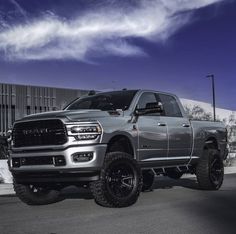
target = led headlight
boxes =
[71,126,100,134]
[67,123,102,141]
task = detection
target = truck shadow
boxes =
[60,176,200,200]
[60,186,93,200]
[152,176,200,190]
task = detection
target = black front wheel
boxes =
[90,152,142,207]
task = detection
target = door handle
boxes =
[182,123,190,127]
[157,123,166,127]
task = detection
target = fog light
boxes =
[75,134,98,140]
[72,152,94,162]
[12,158,21,168]
[54,156,66,166]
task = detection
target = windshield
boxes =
[66,90,138,111]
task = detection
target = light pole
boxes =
[206,74,216,122]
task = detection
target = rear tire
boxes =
[13,180,61,205]
[196,148,224,190]
[90,152,142,208]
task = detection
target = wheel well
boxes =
[106,135,134,157]
[204,137,218,150]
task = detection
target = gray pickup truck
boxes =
[9,90,228,207]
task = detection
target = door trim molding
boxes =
[141,156,199,162]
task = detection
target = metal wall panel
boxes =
[0,83,88,135]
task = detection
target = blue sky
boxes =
[0,0,236,110]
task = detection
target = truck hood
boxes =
[19,109,121,122]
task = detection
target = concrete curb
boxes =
[224,166,236,174]
[0,183,14,196]
[0,160,12,183]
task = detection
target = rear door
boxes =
[157,93,192,158]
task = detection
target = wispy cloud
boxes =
[9,0,27,19]
[0,0,223,61]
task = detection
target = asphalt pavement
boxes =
[1,173,236,234]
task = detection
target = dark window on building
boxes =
[2,105,5,133]
[44,106,47,112]
[35,106,37,113]
[40,106,42,112]
[6,105,8,130]
[27,106,31,115]
[0,104,2,133]
[11,105,15,124]
[158,94,182,117]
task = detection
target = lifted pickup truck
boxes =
[9,90,228,207]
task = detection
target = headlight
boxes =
[66,123,102,141]
[71,126,100,134]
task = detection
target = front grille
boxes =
[13,119,67,147]
[18,156,54,166]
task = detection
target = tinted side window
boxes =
[137,92,157,109]
[136,92,160,116]
[158,94,182,117]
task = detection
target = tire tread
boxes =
[90,152,142,208]
[13,180,61,205]
[196,149,223,190]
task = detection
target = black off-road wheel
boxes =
[166,169,184,180]
[13,180,61,205]
[90,152,142,208]
[196,148,224,190]
[142,169,155,191]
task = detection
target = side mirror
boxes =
[7,129,12,143]
[135,102,163,115]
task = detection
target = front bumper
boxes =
[9,144,107,183]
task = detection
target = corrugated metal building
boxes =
[0,83,88,136]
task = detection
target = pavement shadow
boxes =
[0,194,16,198]
[152,176,200,191]
[60,186,93,200]
[59,177,200,201]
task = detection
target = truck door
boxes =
[136,92,168,161]
[157,93,192,158]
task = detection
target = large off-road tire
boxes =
[166,169,184,180]
[142,169,155,191]
[13,180,61,205]
[196,148,224,190]
[90,152,142,208]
